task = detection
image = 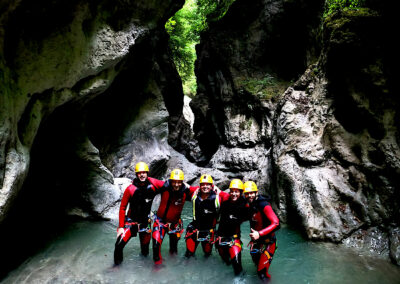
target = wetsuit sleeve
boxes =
[147,177,165,191]
[258,205,280,237]
[186,186,199,200]
[119,185,134,228]
[219,191,230,203]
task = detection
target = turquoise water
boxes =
[2,206,400,284]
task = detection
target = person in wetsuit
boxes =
[184,174,229,257]
[152,169,197,265]
[114,162,164,265]
[244,181,280,280]
[215,179,247,275]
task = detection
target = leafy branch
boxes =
[166,0,236,96]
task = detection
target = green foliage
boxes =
[324,0,366,17]
[166,0,235,96]
[237,74,288,101]
[197,0,236,23]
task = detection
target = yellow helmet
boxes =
[243,181,258,193]
[199,174,213,184]
[170,169,184,181]
[135,162,149,173]
[229,179,244,190]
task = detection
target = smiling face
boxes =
[136,171,148,182]
[200,183,212,195]
[171,180,183,191]
[229,188,241,202]
[244,191,257,203]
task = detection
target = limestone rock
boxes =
[389,228,400,265]
[0,0,184,224]
[192,0,398,262]
[273,8,399,261]
[210,145,267,172]
[342,227,389,259]
[166,145,230,189]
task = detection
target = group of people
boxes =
[113,162,280,280]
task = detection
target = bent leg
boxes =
[114,227,132,265]
[257,242,276,279]
[201,241,213,257]
[184,224,198,257]
[250,242,261,265]
[185,237,198,257]
[229,239,243,275]
[217,245,230,265]
[139,231,151,256]
[169,233,179,254]
[152,223,166,264]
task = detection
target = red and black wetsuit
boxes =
[152,181,197,264]
[185,190,227,257]
[247,195,280,279]
[114,177,164,265]
[216,195,247,275]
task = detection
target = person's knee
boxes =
[184,250,194,258]
[203,244,213,256]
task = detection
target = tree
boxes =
[166,0,235,96]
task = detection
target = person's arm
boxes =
[251,205,279,240]
[118,185,134,235]
[147,177,165,190]
[218,190,230,202]
[186,185,199,200]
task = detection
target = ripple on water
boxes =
[2,207,400,284]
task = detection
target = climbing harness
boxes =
[215,235,239,246]
[248,236,276,262]
[185,228,214,242]
[124,217,152,233]
[167,219,184,238]
[153,216,184,239]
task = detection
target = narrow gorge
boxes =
[0,0,398,281]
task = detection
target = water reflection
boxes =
[3,206,400,283]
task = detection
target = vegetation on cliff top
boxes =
[235,74,290,101]
[166,0,368,97]
[324,0,366,17]
[165,0,235,96]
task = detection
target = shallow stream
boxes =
[2,206,400,283]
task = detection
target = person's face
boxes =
[136,171,148,182]
[171,180,183,191]
[244,192,257,203]
[230,188,241,202]
[200,183,212,194]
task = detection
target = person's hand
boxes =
[117,227,124,237]
[250,228,260,241]
[213,185,221,194]
[184,182,190,188]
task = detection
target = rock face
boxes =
[191,0,324,193]
[276,7,398,263]
[0,0,399,273]
[0,0,184,224]
[193,0,399,264]
[0,0,186,276]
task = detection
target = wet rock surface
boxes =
[389,228,400,265]
[0,0,184,277]
[0,0,184,222]
[192,0,399,263]
[0,0,399,277]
